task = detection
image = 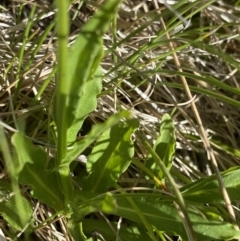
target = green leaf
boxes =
[0,180,12,198]
[62,0,122,142]
[73,193,240,240]
[12,132,63,210]
[54,0,123,204]
[191,204,223,221]
[71,191,117,222]
[112,196,238,240]
[81,219,151,241]
[101,192,117,213]
[67,65,102,143]
[0,180,33,231]
[0,195,33,232]
[180,166,240,203]
[146,113,176,180]
[62,110,131,168]
[83,119,139,192]
[68,221,87,241]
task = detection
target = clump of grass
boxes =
[0,0,240,241]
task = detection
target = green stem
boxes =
[54,0,69,163]
[55,0,72,205]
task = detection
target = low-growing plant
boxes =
[1,0,240,241]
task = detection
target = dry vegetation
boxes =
[0,0,240,240]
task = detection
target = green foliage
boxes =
[0,180,32,232]
[54,0,123,205]
[111,196,240,241]
[181,166,240,203]
[66,65,102,143]
[12,132,64,210]
[73,192,240,241]
[0,127,33,234]
[9,121,240,240]
[0,194,32,231]
[146,113,175,181]
[83,119,139,192]
[63,110,131,166]
[2,0,240,240]
[81,219,150,241]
